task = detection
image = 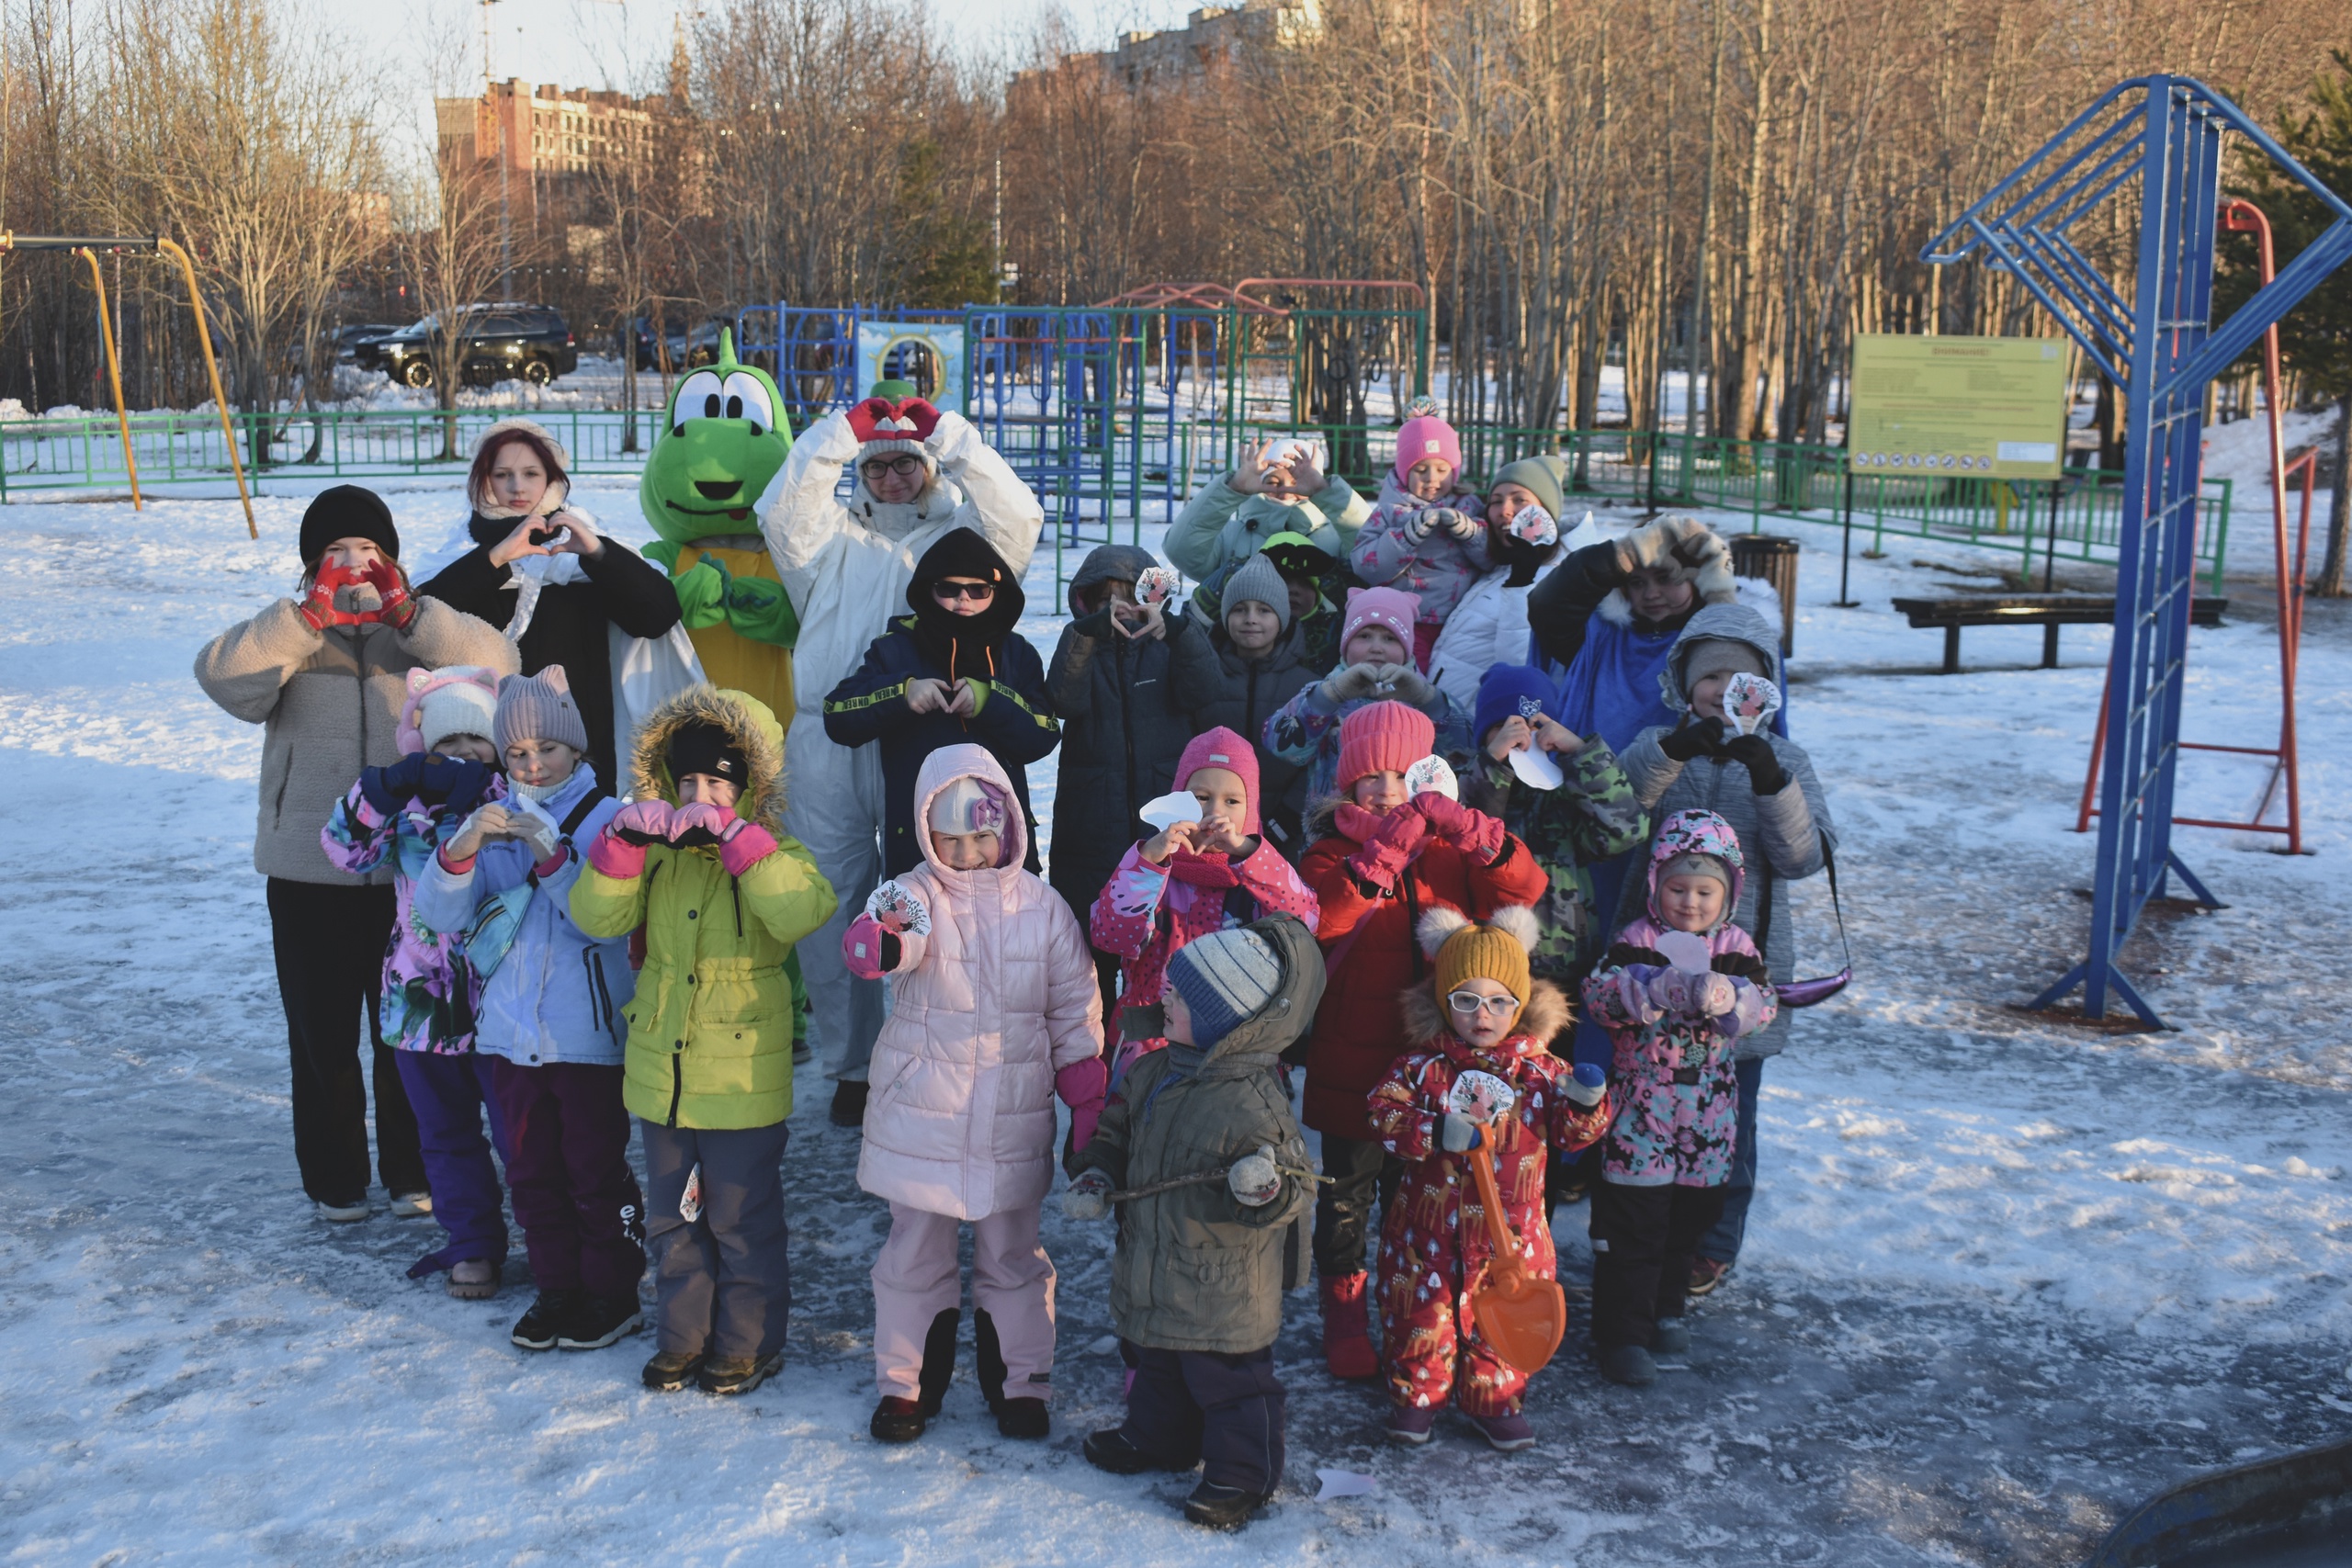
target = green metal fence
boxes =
[0,406,2232,591]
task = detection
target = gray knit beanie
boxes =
[1223,552,1293,634]
[1168,928,1283,1049]
[1679,637,1769,694]
[493,665,591,755]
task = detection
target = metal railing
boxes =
[1,405,2233,592]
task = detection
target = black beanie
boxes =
[299,485,401,565]
[668,721,749,789]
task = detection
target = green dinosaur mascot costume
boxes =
[639,329,801,716]
[632,328,810,1055]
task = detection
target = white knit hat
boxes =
[416,679,499,751]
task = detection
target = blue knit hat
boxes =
[1167,928,1283,1050]
[1473,664,1559,749]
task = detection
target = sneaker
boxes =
[1597,1344,1657,1387]
[1385,1404,1438,1446]
[1468,1410,1537,1451]
[1082,1428,1193,1475]
[556,1292,644,1350]
[1182,1480,1268,1529]
[996,1396,1050,1440]
[830,1078,869,1128]
[641,1349,705,1392]
[871,1395,929,1443]
[447,1258,501,1300]
[315,1195,370,1224]
[699,1350,783,1396]
[1652,1316,1691,1355]
[1687,1257,1732,1298]
[390,1190,434,1219]
[512,1289,582,1351]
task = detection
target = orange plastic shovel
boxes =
[1464,1136,1567,1374]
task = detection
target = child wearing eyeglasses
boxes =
[1579,809,1776,1388]
[1364,907,1611,1450]
[822,526,1059,878]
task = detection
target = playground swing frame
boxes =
[0,232,257,538]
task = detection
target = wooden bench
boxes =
[1888,593,2228,673]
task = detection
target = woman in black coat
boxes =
[415,418,683,790]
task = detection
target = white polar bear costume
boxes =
[755,401,1045,1089]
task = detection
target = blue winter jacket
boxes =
[413,763,635,1067]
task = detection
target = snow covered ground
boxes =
[3,478,2350,1564]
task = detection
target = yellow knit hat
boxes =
[1419,907,1540,1021]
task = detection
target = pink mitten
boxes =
[586,823,647,880]
[1347,803,1428,890]
[843,912,895,979]
[1693,971,1736,1017]
[1415,794,1505,861]
[668,801,730,843]
[1057,1057,1110,1152]
[718,821,777,877]
[609,799,675,846]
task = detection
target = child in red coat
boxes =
[1296,700,1547,1380]
[1366,907,1611,1450]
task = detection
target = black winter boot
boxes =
[557,1292,644,1350]
[916,1307,958,1417]
[511,1289,582,1351]
[1183,1480,1269,1529]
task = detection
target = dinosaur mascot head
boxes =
[639,329,793,541]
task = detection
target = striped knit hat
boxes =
[1168,927,1283,1050]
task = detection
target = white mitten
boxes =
[1227,1145,1283,1207]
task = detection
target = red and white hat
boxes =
[849,396,942,465]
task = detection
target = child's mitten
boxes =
[1374,661,1438,706]
[1321,662,1383,705]
[1693,971,1736,1016]
[1057,1057,1109,1152]
[358,755,425,817]
[1227,1145,1283,1207]
[1441,1112,1485,1153]
[1719,733,1789,795]
[1564,1062,1608,1108]
[1660,717,1725,762]
[667,800,731,846]
[1401,507,1437,543]
[361,558,418,629]
[1412,794,1502,861]
[717,820,778,876]
[609,799,676,846]
[514,809,562,864]
[1347,801,1429,890]
[1062,1169,1114,1223]
[842,912,898,978]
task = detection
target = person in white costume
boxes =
[755,389,1046,1125]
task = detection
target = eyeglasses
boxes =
[1446,989,1521,1017]
[933,580,997,603]
[861,455,924,479]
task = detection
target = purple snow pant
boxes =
[488,1059,646,1300]
[1120,1344,1286,1495]
[393,1050,513,1278]
[640,1119,792,1362]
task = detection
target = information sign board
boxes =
[1848,333,2067,479]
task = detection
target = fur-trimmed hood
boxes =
[628,682,788,834]
[1397,975,1572,1055]
[1593,572,1781,635]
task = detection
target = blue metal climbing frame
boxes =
[1925,76,2352,1025]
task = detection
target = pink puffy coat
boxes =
[850,744,1105,1220]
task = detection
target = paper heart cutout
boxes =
[1135,565,1180,606]
[865,879,933,937]
[1656,930,1713,974]
[1508,503,1559,547]
[1724,671,1782,737]
[1138,790,1203,831]
[1404,755,1458,801]
[1508,746,1565,790]
[1445,1068,1519,1122]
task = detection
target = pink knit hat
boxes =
[1392,413,1463,487]
[1177,726,1261,836]
[1336,701,1435,791]
[1340,586,1418,656]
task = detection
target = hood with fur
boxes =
[1398,976,1572,1054]
[628,682,787,835]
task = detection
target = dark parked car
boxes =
[332,323,401,363]
[360,304,578,389]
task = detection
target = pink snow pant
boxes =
[873,1201,1057,1401]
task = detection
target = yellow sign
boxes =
[1848,333,2067,479]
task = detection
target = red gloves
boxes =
[1414,794,1506,862]
[297,561,416,630]
[1347,800,1430,891]
[297,564,368,630]
[1057,1057,1109,1152]
[360,558,418,630]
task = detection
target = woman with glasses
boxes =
[758,389,1045,1125]
[822,527,1059,886]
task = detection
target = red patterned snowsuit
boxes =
[1365,980,1611,1416]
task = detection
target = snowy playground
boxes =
[1,468,2347,1564]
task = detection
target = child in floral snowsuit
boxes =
[1580,809,1775,1385]
[1366,907,1611,1452]
[320,664,513,1295]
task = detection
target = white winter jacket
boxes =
[854,746,1105,1220]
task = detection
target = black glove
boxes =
[1720,734,1789,795]
[1660,717,1724,762]
[359,754,429,816]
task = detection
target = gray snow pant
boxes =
[639,1119,791,1361]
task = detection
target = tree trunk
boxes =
[2318,394,2352,598]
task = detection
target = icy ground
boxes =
[4,478,2351,1565]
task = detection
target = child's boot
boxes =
[390,1190,434,1219]
[1597,1343,1657,1386]
[1687,1257,1732,1297]
[871,1397,929,1442]
[974,1308,1051,1438]
[641,1349,705,1392]
[1082,1428,1193,1474]
[1183,1480,1268,1529]
[1651,1316,1691,1355]
[699,1350,783,1395]
[447,1258,501,1300]
[1318,1273,1378,1381]
[511,1288,582,1351]
[1385,1404,1438,1445]
[1468,1410,1536,1451]
[557,1292,644,1350]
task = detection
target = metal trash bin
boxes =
[1728,534,1799,656]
